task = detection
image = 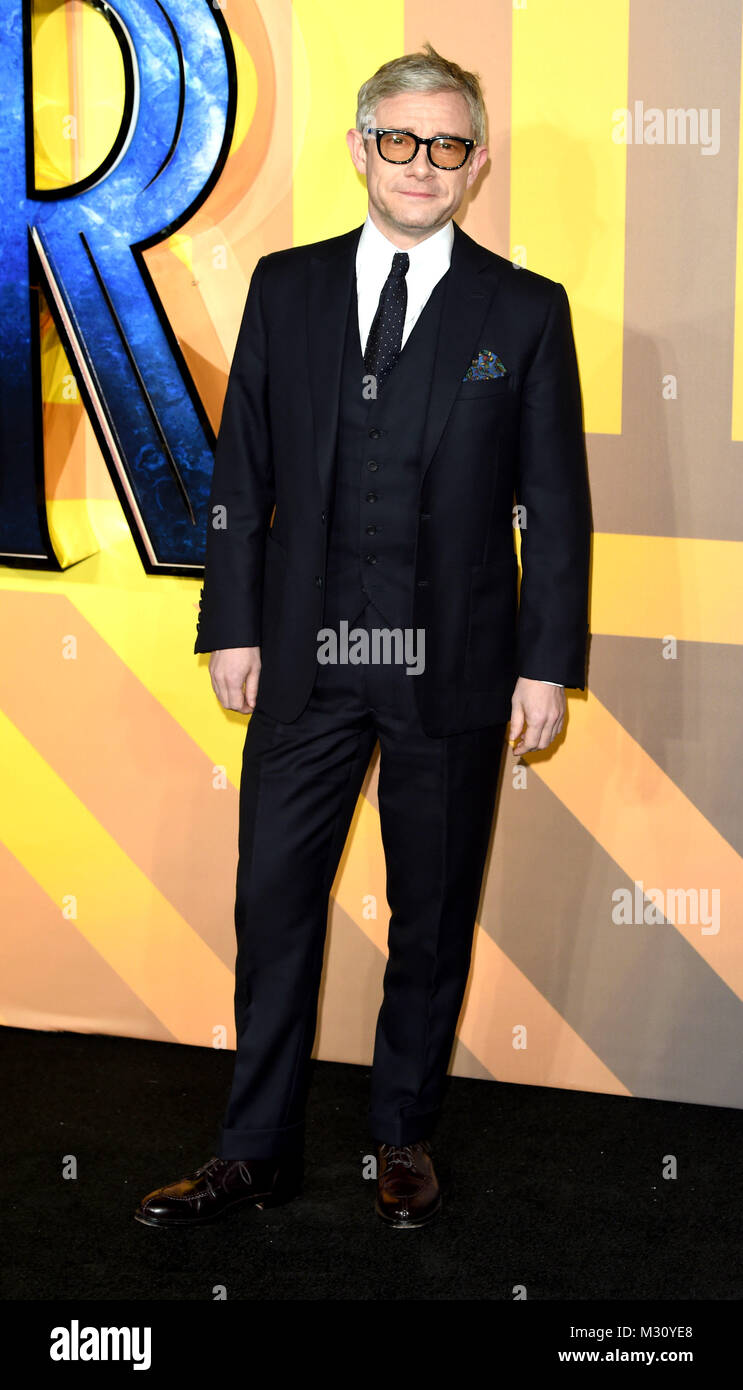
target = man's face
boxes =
[346,89,488,246]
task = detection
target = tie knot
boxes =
[391,251,409,278]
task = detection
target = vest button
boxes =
[320,510,326,523]
[365,554,377,564]
[315,575,323,587]
[366,460,378,471]
[365,525,377,535]
[366,492,377,503]
[368,427,381,439]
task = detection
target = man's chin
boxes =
[382,198,448,232]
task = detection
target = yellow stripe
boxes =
[0,501,247,786]
[3,514,740,822]
[0,708,234,1042]
[511,0,629,433]
[592,533,743,644]
[291,0,405,245]
[31,0,124,190]
[45,497,99,573]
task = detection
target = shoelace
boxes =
[379,1143,417,1169]
[194,1156,250,1197]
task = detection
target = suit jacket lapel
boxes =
[417,221,503,485]
[307,226,362,506]
[305,219,504,504]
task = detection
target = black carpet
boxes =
[4,1026,741,1302]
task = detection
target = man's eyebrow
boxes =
[392,129,470,139]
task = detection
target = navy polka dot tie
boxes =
[364,251,409,390]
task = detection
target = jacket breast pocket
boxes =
[464,556,518,689]
[455,375,514,401]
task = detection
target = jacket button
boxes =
[320,511,326,523]
[315,575,323,587]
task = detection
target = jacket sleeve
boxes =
[514,281,592,688]
[194,256,274,654]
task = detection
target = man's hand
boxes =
[509,677,565,754]
[209,647,261,713]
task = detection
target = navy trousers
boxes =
[216,602,507,1158]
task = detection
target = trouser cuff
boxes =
[217,1120,305,1159]
[369,1110,439,1147]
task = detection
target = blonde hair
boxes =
[356,42,487,147]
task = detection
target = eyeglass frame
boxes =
[362,126,477,170]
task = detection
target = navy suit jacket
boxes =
[194,220,592,736]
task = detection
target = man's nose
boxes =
[406,146,434,173]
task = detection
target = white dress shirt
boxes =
[356,212,454,356]
[354,213,562,689]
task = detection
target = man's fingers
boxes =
[207,648,261,713]
[532,717,558,751]
[512,717,548,753]
[209,672,224,705]
[509,678,566,753]
[228,681,251,712]
[510,702,537,752]
[519,721,546,753]
[509,703,525,747]
[210,670,249,712]
[245,667,261,709]
[213,679,244,711]
[513,714,565,754]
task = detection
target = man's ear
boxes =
[466,145,489,189]
[346,127,367,176]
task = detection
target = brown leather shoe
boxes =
[134,1154,302,1227]
[375,1140,441,1228]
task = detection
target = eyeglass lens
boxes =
[378,131,469,168]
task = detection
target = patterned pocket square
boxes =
[462,349,507,381]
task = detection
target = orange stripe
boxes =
[0,842,176,1041]
[332,789,629,1094]
[0,707,234,1045]
[0,590,240,965]
[533,694,741,994]
[404,0,513,254]
[461,926,631,1096]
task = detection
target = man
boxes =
[135,43,591,1231]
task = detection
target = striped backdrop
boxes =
[2,0,741,1110]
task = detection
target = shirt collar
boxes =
[356,213,454,277]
